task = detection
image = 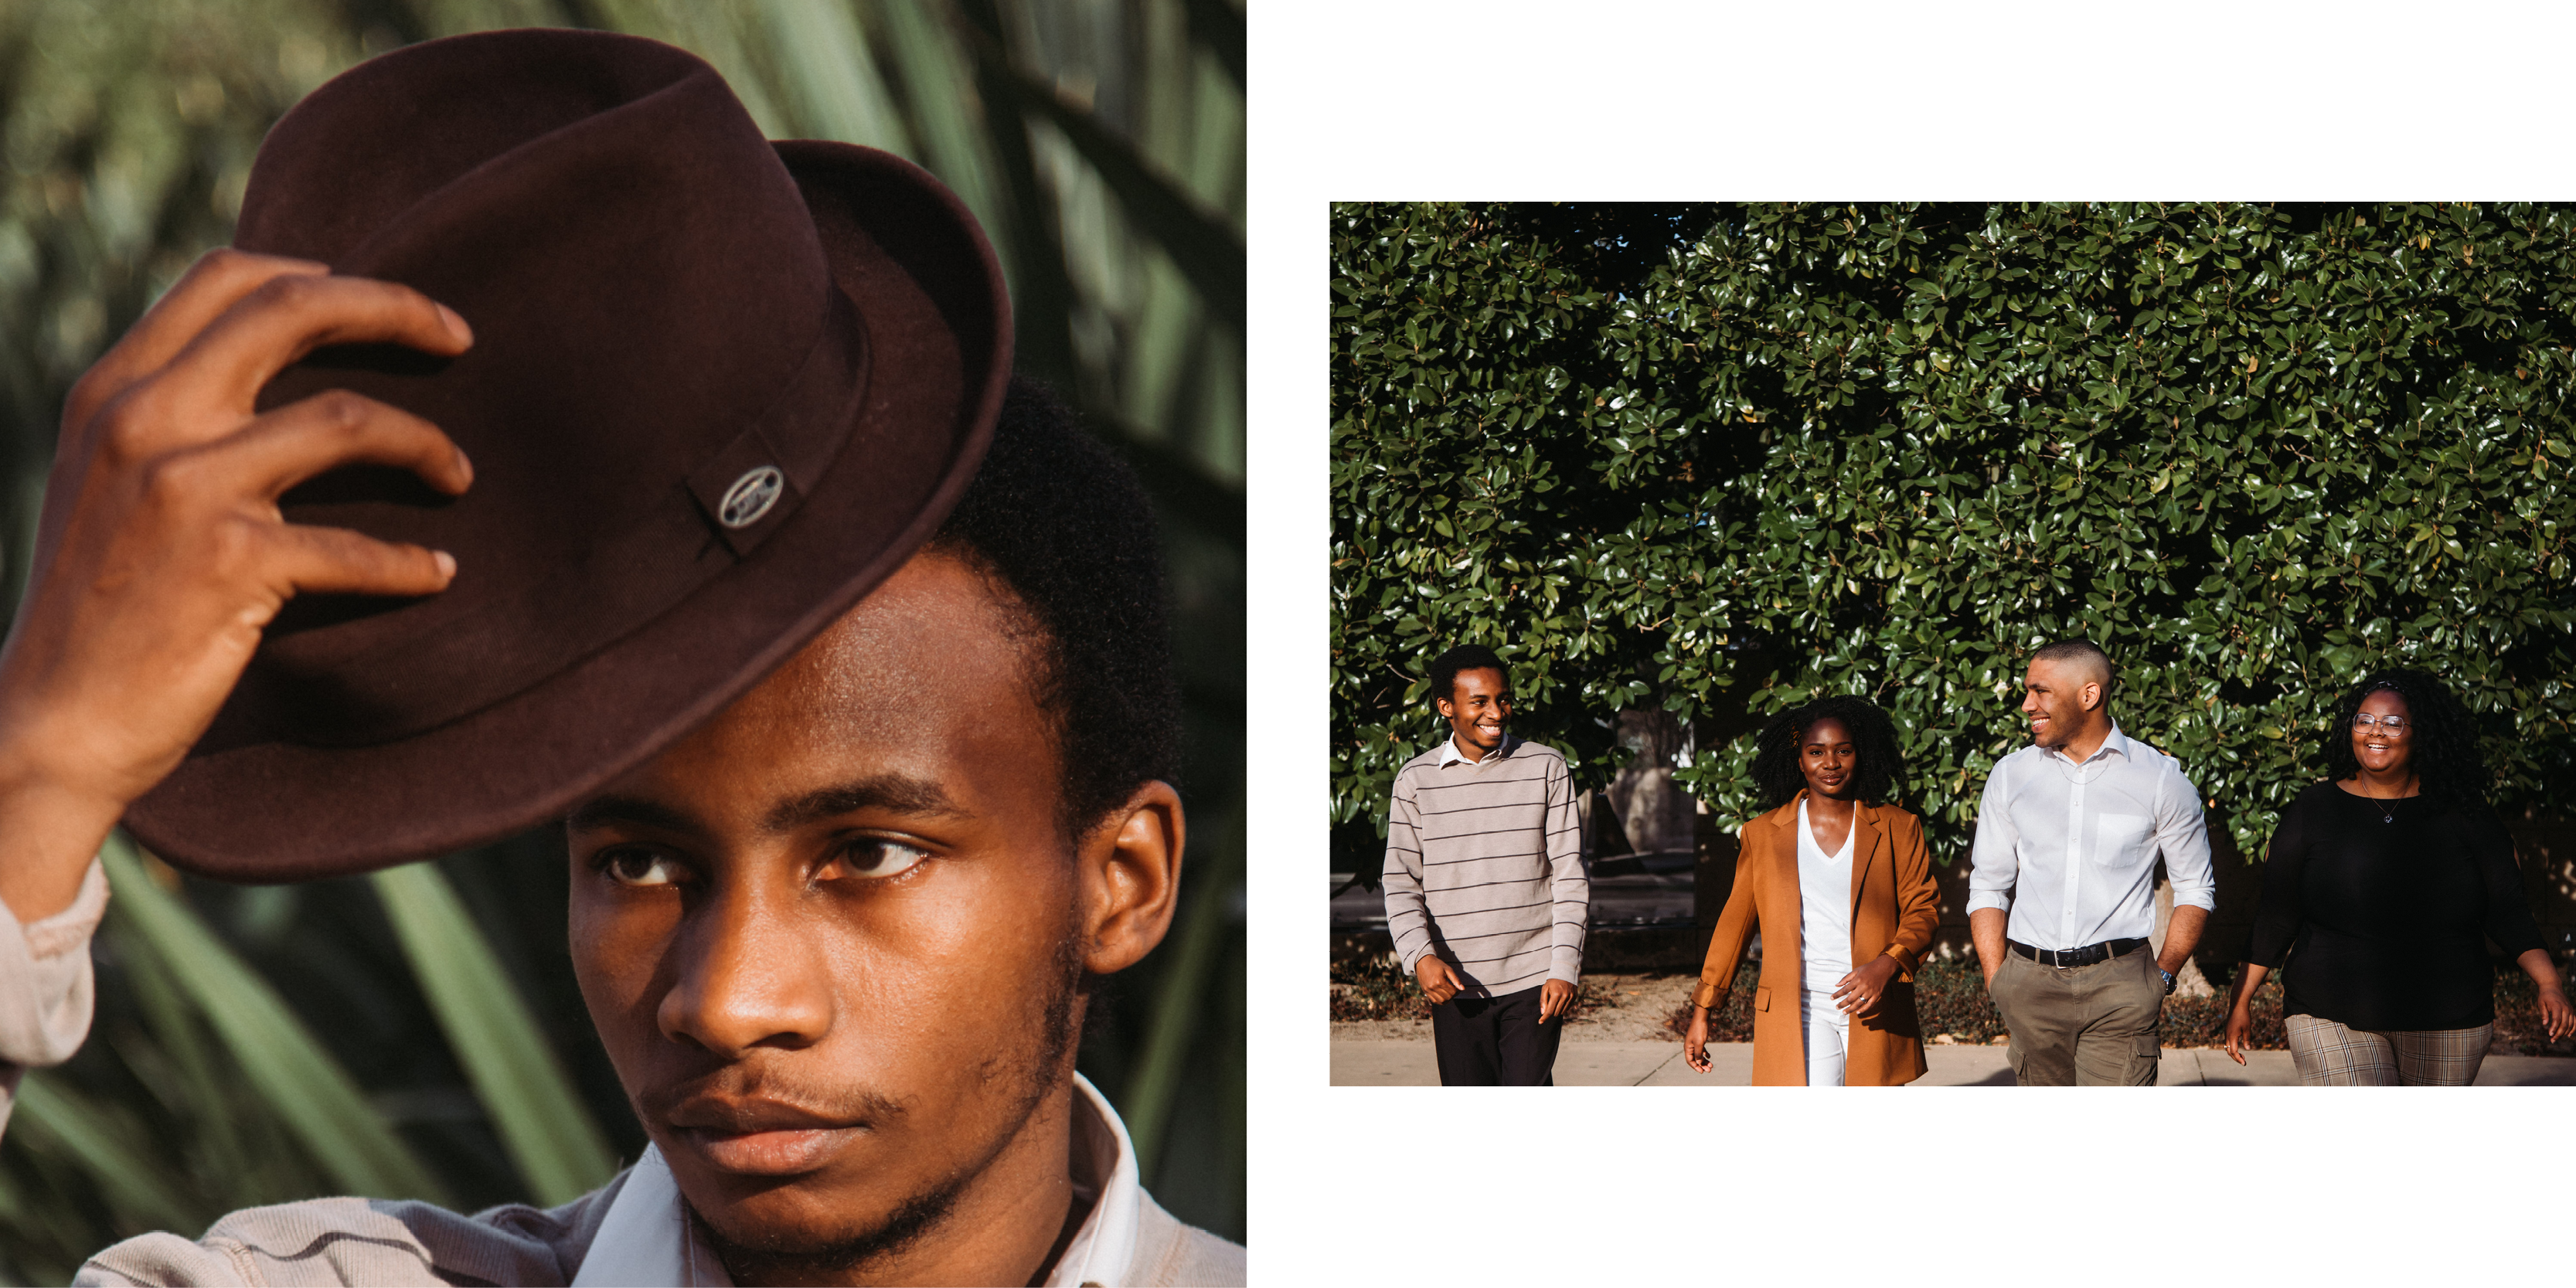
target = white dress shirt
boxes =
[1965,722,2215,950]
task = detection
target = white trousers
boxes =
[1799,989,1848,1086]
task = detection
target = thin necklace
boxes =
[2355,778,2411,824]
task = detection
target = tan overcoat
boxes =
[1692,794,1940,1086]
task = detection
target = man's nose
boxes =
[657,882,833,1058]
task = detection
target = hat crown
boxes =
[129,27,1011,876]
[221,30,869,749]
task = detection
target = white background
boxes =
[1247,3,2576,1283]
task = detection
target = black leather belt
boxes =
[2008,936,2148,969]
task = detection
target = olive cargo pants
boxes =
[1988,946,2163,1086]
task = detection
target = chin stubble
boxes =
[690,924,1090,1281]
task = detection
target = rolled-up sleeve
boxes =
[1380,771,1434,973]
[1,859,109,1140]
[2156,762,2217,913]
[1965,760,2018,916]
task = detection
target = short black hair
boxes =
[1428,644,1506,709]
[1749,695,1907,811]
[2030,637,2115,704]
[2320,668,2491,814]
[929,378,1178,838]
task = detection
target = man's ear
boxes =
[1077,780,1186,975]
[2082,681,2105,713]
[1434,693,1455,720]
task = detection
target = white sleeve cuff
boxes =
[0,858,107,1071]
[1963,890,2011,915]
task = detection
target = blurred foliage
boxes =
[0,0,1243,1278]
[1331,202,2576,868]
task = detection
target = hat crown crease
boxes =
[223,32,871,749]
[124,29,1011,878]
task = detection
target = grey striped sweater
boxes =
[1380,734,1588,997]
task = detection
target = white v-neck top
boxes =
[1795,798,1854,994]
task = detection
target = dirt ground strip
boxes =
[1330,970,2045,1045]
[1330,972,1700,1043]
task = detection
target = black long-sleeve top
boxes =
[2245,782,2546,1032]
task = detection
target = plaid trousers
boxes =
[2282,1012,2493,1086]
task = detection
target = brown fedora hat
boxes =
[121,29,1009,880]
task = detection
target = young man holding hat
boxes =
[0,29,1240,1287]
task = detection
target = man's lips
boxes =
[664,1098,873,1176]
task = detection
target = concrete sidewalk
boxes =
[1330,1038,2576,1086]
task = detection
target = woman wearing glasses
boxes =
[2224,668,2574,1083]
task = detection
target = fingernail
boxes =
[438,304,471,342]
[434,550,457,578]
[453,446,474,485]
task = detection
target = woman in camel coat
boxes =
[1684,696,1941,1086]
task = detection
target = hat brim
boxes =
[124,141,1011,881]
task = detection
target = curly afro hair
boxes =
[1427,644,1508,709]
[927,377,1179,840]
[1749,695,1908,811]
[2319,668,2491,814]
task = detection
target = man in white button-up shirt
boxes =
[1967,639,2215,1085]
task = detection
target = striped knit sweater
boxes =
[1380,734,1588,997]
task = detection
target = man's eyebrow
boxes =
[567,794,703,835]
[762,773,970,833]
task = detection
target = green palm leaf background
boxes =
[0,2,1244,1280]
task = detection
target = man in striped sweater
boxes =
[1380,644,1589,1085]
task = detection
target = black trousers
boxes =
[1431,984,1561,1086]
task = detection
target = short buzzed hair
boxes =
[1428,644,1507,708]
[2031,637,2115,703]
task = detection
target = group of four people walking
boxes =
[1383,638,2574,1086]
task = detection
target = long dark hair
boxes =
[1750,695,1907,811]
[2319,668,2490,813]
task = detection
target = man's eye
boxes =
[601,848,685,887]
[835,838,931,880]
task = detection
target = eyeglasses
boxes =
[2353,714,2410,732]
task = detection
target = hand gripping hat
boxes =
[123,29,1010,879]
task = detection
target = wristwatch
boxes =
[2159,967,2177,995]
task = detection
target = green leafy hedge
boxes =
[1332,202,2576,861]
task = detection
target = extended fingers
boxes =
[209,390,472,500]
[264,523,457,599]
[63,250,329,447]
[165,272,471,420]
